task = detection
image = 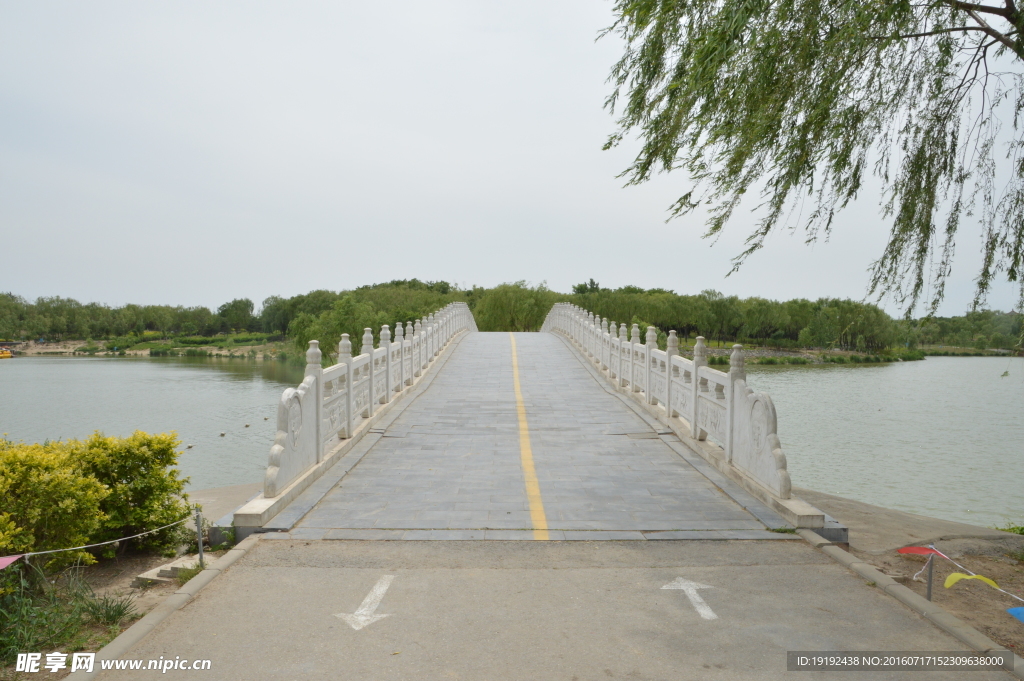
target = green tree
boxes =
[604,0,1024,313]
[474,282,562,332]
[217,298,255,332]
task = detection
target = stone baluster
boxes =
[405,322,415,383]
[362,328,375,418]
[598,318,607,370]
[598,319,606,372]
[666,330,679,417]
[338,333,353,439]
[426,315,434,363]
[380,325,391,404]
[646,326,658,405]
[395,323,405,392]
[305,340,324,462]
[607,320,616,377]
[692,336,708,440]
[727,344,745,461]
[425,315,433,365]
[414,320,423,376]
[630,324,641,392]
[581,312,588,356]
[594,315,602,365]
[583,312,590,355]
[427,314,434,360]
[618,322,629,387]
[433,313,440,357]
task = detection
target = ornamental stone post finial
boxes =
[694,336,707,362]
[306,340,321,365]
[395,323,404,341]
[667,330,679,357]
[380,324,391,345]
[646,326,658,347]
[730,344,746,381]
[414,319,422,336]
[306,340,322,373]
[630,324,640,345]
[406,321,414,338]
[602,319,609,335]
[362,328,374,355]
[619,323,628,343]
[338,333,352,360]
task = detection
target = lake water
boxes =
[0,357,304,492]
[747,356,1024,527]
[0,354,1020,527]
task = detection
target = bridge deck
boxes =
[285,332,790,540]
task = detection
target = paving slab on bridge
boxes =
[100,540,1012,681]
[285,332,788,540]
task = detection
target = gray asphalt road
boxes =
[101,540,1012,680]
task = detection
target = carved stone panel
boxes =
[696,396,727,444]
[264,375,319,498]
[730,379,792,499]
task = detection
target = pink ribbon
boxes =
[0,555,24,570]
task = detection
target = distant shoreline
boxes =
[5,338,1015,364]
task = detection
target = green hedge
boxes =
[72,432,190,555]
[0,442,107,568]
[0,433,190,567]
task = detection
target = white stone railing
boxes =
[264,302,477,498]
[542,302,792,502]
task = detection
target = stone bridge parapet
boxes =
[234,302,477,534]
[543,303,826,528]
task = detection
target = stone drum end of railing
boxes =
[234,301,476,535]
[543,302,820,528]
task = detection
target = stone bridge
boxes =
[231,302,840,542]
[93,305,1013,681]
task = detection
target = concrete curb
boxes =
[799,529,1024,679]
[68,535,262,680]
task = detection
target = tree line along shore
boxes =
[2,281,1020,364]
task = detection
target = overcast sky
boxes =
[1,1,1018,317]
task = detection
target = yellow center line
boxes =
[509,332,549,540]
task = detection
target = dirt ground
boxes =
[795,486,1024,655]
[858,537,1024,653]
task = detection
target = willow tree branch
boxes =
[951,0,1013,17]
[871,26,989,39]
[964,8,1021,51]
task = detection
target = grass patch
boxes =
[82,593,136,626]
[175,563,204,586]
[996,523,1024,535]
[768,527,797,534]
[0,564,137,665]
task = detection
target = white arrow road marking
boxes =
[335,575,395,630]
[662,577,718,620]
